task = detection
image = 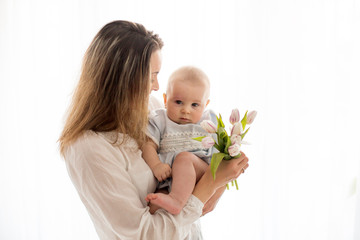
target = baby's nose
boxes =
[182,105,191,113]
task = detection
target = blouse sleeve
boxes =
[146,109,166,147]
[64,133,203,240]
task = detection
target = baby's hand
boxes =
[152,163,171,182]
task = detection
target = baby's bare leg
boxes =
[146,152,208,215]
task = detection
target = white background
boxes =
[1,0,359,239]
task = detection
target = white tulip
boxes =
[201,136,215,148]
[230,122,243,136]
[230,134,242,145]
[228,143,241,157]
[229,108,240,125]
[200,120,217,133]
[247,111,257,124]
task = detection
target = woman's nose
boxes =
[151,79,159,92]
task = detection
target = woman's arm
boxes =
[201,186,226,216]
[192,152,249,204]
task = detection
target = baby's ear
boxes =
[163,93,167,108]
[206,99,210,107]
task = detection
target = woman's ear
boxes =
[163,93,167,108]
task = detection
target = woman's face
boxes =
[149,50,162,94]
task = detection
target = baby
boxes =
[142,66,218,215]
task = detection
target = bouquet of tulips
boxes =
[193,109,257,190]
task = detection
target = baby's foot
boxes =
[145,192,183,215]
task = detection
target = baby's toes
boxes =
[145,193,158,202]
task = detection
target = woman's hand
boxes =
[192,151,249,204]
[212,151,249,189]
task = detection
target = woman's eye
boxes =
[192,103,199,107]
[175,100,182,104]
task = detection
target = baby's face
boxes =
[165,80,209,124]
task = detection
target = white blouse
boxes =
[148,94,164,110]
[63,97,204,240]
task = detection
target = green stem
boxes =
[213,143,221,152]
[235,180,239,190]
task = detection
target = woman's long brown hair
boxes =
[59,20,163,155]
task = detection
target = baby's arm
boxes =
[141,139,171,182]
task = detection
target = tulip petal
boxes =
[201,136,215,148]
[228,143,241,157]
[231,122,243,136]
[200,120,217,133]
[229,109,240,125]
[247,111,257,124]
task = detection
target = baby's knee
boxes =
[175,152,196,162]
[174,152,205,167]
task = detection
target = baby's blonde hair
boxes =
[166,66,210,99]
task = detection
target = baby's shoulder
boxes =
[148,108,168,130]
[201,109,217,123]
[149,108,167,120]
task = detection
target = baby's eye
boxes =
[175,100,182,104]
[192,103,199,107]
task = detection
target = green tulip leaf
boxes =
[217,114,225,129]
[192,136,207,142]
[213,143,222,152]
[224,134,232,154]
[216,128,224,150]
[219,128,227,140]
[241,110,248,130]
[241,127,250,139]
[210,152,227,179]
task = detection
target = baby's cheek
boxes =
[167,111,178,122]
[193,112,203,123]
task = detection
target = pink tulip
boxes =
[201,136,215,148]
[230,134,242,145]
[200,120,217,133]
[230,122,243,136]
[228,143,241,157]
[229,109,240,125]
[247,111,257,124]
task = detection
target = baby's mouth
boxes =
[180,117,190,122]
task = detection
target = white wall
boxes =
[1,0,359,239]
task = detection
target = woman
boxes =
[59,20,249,240]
